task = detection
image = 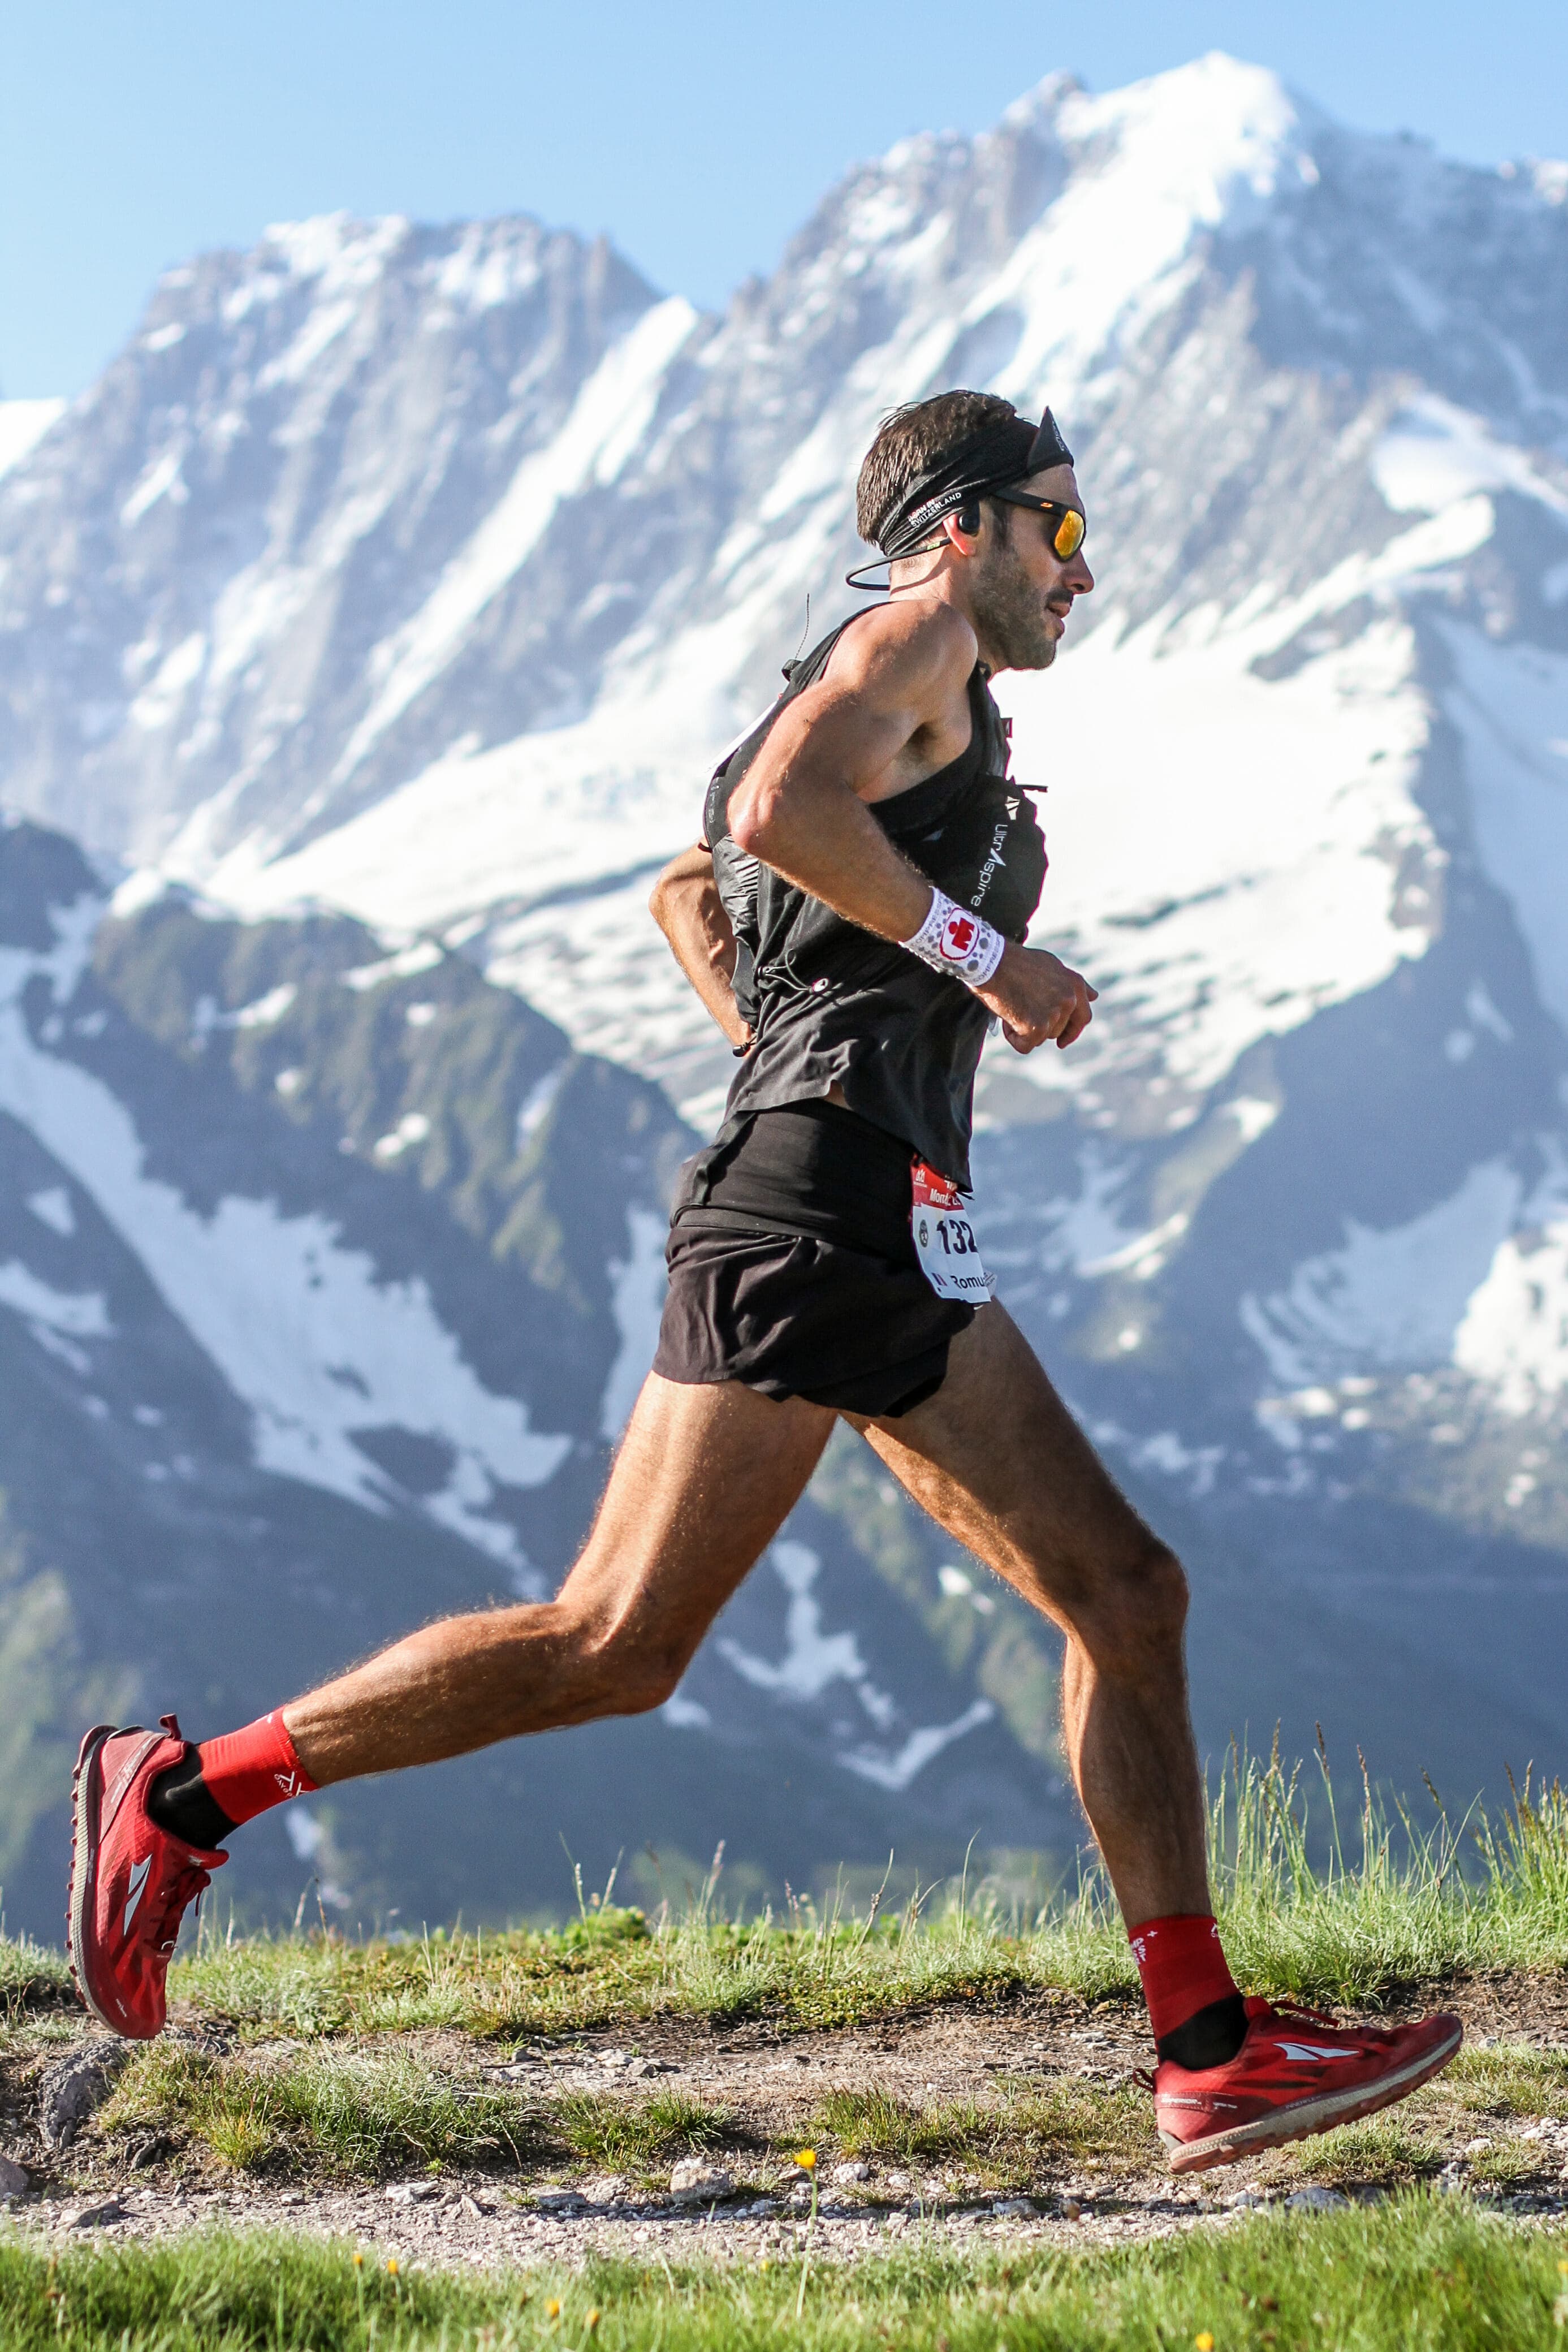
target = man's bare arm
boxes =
[727,602,1095,1054]
[649,845,751,1050]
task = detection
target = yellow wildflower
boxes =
[1195,2334,1215,2351]
[546,2298,562,2319]
[794,2148,817,2170]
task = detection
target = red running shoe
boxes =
[68,1716,226,2039]
[1152,1995,1462,2173]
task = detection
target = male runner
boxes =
[68,391,1459,2172]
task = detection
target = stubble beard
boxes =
[971,536,1058,672]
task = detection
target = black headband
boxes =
[874,404,1074,561]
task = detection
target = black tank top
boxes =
[703,615,1048,1188]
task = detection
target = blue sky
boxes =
[5,1,1565,398]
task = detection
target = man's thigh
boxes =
[849,1304,1163,1624]
[555,1371,836,1680]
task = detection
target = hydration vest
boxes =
[702,615,1047,1188]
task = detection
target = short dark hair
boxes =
[856,391,1020,545]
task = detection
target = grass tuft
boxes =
[553,2088,729,2173]
[811,2079,1153,2189]
[0,1927,72,2015]
[100,2043,539,2178]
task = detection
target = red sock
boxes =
[197,1712,317,1828]
[1128,1914,1239,2043]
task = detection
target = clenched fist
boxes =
[977,943,1097,1053]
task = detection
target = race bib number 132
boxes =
[910,1160,993,1303]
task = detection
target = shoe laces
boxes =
[149,1856,212,1958]
[1257,1997,1397,2045]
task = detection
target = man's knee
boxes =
[559,1609,687,1719]
[1075,1539,1189,1673]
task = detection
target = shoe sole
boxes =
[1164,2021,1464,2174]
[67,1724,123,2034]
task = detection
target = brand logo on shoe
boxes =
[123,1854,152,1933]
[1275,2040,1355,2062]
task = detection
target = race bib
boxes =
[910,1160,992,1303]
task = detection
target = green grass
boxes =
[1281,2110,1447,2188]
[98,2044,542,2180]
[552,2089,729,2174]
[3,2194,1568,2347]
[96,2048,738,2185]
[810,2081,1152,2189]
[1450,2043,1568,2122]
[0,1927,72,2015]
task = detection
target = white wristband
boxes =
[900,888,1006,989]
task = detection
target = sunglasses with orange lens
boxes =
[990,489,1087,559]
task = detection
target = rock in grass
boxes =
[1286,2186,1349,2211]
[385,2180,441,2204]
[38,2042,131,2149]
[532,2186,586,2213]
[669,2158,733,2204]
[991,2196,1037,2219]
[582,2175,629,2204]
[0,2155,29,2200]
[63,2199,126,2229]
[832,2160,869,2185]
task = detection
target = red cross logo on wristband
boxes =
[940,912,978,960]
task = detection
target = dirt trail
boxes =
[5,1975,1568,2268]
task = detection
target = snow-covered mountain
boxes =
[3,52,1568,1924]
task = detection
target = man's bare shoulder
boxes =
[823,596,979,706]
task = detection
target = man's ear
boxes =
[945,505,982,554]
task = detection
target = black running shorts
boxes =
[652,1101,974,1418]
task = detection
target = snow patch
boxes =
[1455,1220,1568,1413]
[1441,628,1568,1032]
[0,1262,112,1337]
[838,1701,996,1794]
[0,398,65,481]
[120,448,188,527]
[1240,1162,1523,1386]
[660,1690,712,1730]
[27,1185,75,1235]
[128,633,208,732]
[598,1207,668,1439]
[719,1541,867,1702]
[343,940,443,991]
[515,1060,569,1148]
[1373,394,1568,519]
[719,1540,996,1790]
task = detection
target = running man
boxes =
[69,391,1459,2170]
